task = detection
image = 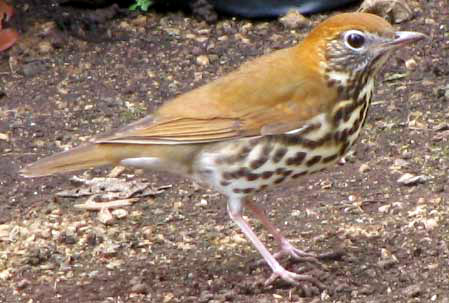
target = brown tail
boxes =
[20,143,122,177]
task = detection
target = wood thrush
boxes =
[21,13,425,287]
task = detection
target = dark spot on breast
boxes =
[337,85,344,95]
[274,176,286,184]
[236,167,248,178]
[250,157,268,170]
[275,168,285,175]
[339,142,350,156]
[233,188,242,193]
[334,107,344,123]
[246,172,259,181]
[261,171,274,179]
[242,188,254,194]
[236,146,251,162]
[272,148,287,163]
[286,151,306,166]
[322,154,339,164]
[222,172,232,180]
[306,155,322,167]
[220,180,230,186]
[262,144,273,156]
[283,170,293,177]
[249,138,262,146]
[349,119,360,136]
[345,102,359,123]
[291,171,307,179]
[258,184,268,191]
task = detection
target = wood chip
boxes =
[75,198,139,210]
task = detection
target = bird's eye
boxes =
[344,31,366,50]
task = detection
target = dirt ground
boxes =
[1,0,448,302]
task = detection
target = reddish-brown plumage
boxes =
[21,13,425,287]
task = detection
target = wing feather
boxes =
[97,46,336,145]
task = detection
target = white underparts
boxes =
[120,157,162,168]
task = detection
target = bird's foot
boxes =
[272,242,321,264]
[255,241,321,267]
[265,266,326,291]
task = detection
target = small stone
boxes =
[199,290,214,303]
[97,208,114,224]
[402,284,422,298]
[377,258,397,269]
[131,15,147,27]
[279,9,309,29]
[397,173,428,186]
[359,0,413,23]
[100,242,120,257]
[0,133,9,141]
[112,208,128,219]
[378,204,391,213]
[401,151,412,159]
[197,199,208,207]
[423,218,439,230]
[359,163,370,173]
[58,232,77,245]
[17,279,30,290]
[0,224,10,241]
[196,55,209,66]
[405,58,417,70]
[119,21,131,30]
[130,282,148,294]
[38,41,53,54]
[434,123,449,131]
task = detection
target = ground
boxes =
[1,0,448,302]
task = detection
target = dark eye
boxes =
[344,31,366,49]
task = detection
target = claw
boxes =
[256,241,322,267]
[265,268,326,289]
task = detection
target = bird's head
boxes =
[298,13,426,89]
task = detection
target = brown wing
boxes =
[97,46,336,145]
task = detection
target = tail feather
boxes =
[20,143,119,177]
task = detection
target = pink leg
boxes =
[227,196,324,287]
[245,199,319,263]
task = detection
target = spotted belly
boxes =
[195,102,368,197]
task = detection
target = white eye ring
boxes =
[344,30,366,50]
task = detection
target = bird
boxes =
[21,12,425,287]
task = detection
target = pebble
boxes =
[359,0,413,23]
[405,58,418,70]
[377,258,397,269]
[97,208,114,224]
[359,163,370,173]
[397,173,428,186]
[198,290,214,303]
[112,208,128,219]
[0,133,9,141]
[38,41,53,54]
[16,279,30,290]
[22,61,47,77]
[402,284,422,298]
[130,282,148,294]
[196,55,209,66]
[278,9,309,29]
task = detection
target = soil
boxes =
[1,0,449,302]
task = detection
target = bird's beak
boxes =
[382,31,427,50]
